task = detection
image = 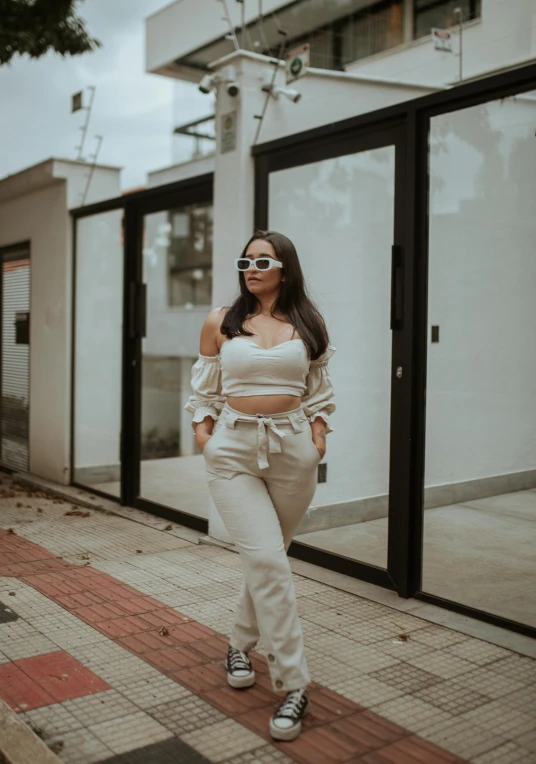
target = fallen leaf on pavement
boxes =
[79,554,90,560]
[48,741,64,754]
[37,508,43,513]
[8,591,16,596]
[65,510,91,517]
[7,528,15,534]
[135,550,143,554]
[159,627,169,636]
[164,524,173,531]
[16,502,23,508]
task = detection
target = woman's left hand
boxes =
[313,441,326,459]
[311,417,327,460]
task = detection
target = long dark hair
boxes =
[220,230,329,360]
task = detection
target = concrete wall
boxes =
[257,66,435,144]
[0,182,70,483]
[148,155,215,188]
[0,160,121,484]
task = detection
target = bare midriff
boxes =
[226,395,301,416]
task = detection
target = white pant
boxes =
[203,403,321,692]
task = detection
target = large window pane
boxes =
[423,89,536,628]
[74,210,123,497]
[269,147,396,568]
[140,203,214,519]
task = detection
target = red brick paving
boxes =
[0,527,467,763]
[0,662,56,712]
[0,652,110,711]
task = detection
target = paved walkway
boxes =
[0,476,535,764]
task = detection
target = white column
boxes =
[208,52,274,541]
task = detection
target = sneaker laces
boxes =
[274,689,308,720]
[227,647,252,673]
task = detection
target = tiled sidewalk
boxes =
[0,478,535,764]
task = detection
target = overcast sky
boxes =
[0,0,211,190]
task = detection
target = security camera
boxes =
[198,74,217,94]
[226,81,240,97]
[275,86,302,104]
[262,83,302,104]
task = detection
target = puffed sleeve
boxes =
[302,345,336,432]
[184,354,225,431]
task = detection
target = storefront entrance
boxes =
[71,62,536,639]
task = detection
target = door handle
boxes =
[390,245,404,331]
[129,282,147,339]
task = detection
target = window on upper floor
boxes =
[181,0,482,75]
[414,0,481,40]
[264,0,404,71]
[166,204,213,307]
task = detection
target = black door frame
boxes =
[71,175,213,534]
[123,175,213,533]
[253,62,536,638]
[256,123,411,595]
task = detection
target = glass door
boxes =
[422,89,536,629]
[264,127,410,590]
[124,180,214,530]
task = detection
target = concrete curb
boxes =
[0,698,61,764]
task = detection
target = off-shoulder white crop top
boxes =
[185,337,336,431]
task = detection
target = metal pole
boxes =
[76,85,96,161]
[237,0,246,50]
[454,7,463,82]
[218,0,240,51]
[81,135,103,206]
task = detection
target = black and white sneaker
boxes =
[270,688,309,741]
[226,646,255,689]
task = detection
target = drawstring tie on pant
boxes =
[255,416,286,470]
[223,407,305,469]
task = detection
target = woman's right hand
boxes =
[196,431,213,452]
[195,418,214,452]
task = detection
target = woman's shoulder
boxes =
[200,308,230,356]
[203,306,229,330]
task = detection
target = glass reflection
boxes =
[423,90,536,627]
[269,147,396,568]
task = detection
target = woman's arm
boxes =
[310,417,327,458]
[302,346,336,459]
[194,309,226,449]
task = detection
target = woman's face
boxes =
[242,239,284,296]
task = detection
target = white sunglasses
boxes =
[235,257,283,272]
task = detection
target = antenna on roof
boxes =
[216,0,240,51]
[256,0,270,52]
[235,0,246,50]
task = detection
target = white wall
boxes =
[257,66,435,145]
[0,181,70,482]
[146,0,292,78]
[425,92,536,487]
[148,155,215,188]
[0,160,121,484]
[348,0,536,85]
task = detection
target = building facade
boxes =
[1,0,534,636]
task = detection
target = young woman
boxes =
[185,230,335,741]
